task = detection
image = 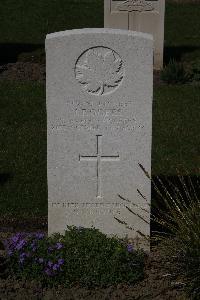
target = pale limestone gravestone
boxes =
[104,0,165,69]
[46,28,153,250]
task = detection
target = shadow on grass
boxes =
[164,45,200,64]
[0,43,43,64]
[0,173,13,186]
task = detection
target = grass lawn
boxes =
[153,85,200,175]
[0,0,103,44]
[0,81,47,216]
[0,81,200,216]
[1,2,200,64]
[164,2,200,64]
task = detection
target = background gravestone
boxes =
[104,0,165,69]
[46,28,153,250]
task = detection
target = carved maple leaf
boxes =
[117,0,153,12]
[76,49,123,95]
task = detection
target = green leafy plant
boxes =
[161,59,191,84]
[182,50,200,82]
[187,59,200,82]
[116,165,200,299]
[4,226,145,288]
[151,174,200,299]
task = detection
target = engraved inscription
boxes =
[51,202,149,216]
[79,135,120,199]
[75,47,124,96]
[51,100,144,132]
[117,0,154,12]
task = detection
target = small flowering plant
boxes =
[4,226,145,287]
[4,231,65,284]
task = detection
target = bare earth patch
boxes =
[0,62,163,87]
[0,62,45,83]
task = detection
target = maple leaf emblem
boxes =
[75,47,124,96]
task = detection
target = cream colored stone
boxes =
[46,28,153,251]
[104,0,165,69]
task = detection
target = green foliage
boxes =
[152,85,200,175]
[182,51,200,83]
[161,60,191,84]
[151,175,200,299]
[5,227,145,288]
[117,165,200,299]
[18,48,46,64]
[0,80,47,217]
[191,60,200,82]
[0,0,103,44]
[165,2,200,48]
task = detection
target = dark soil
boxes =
[0,217,189,300]
[0,62,164,87]
[0,62,45,83]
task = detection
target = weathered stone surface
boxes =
[46,28,153,250]
[104,0,165,69]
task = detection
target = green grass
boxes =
[0,81,47,216]
[1,1,200,66]
[0,81,200,216]
[152,85,200,175]
[0,0,103,44]
[0,1,199,48]
[164,2,200,65]
[1,1,200,65]
[165,2,200,48]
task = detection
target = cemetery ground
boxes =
[0,1,200,299]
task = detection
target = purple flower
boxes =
[48,261,53,268]
[52,264,60,271]
[38,258,44,264]
[55,242,63,250]
[20,252,26,258]
[127,243,134,253]
[8,250,13,256]
[11,232,28,245]
[58,258,64,265]
[30,241,36,247]
[16,239,27,250]
[30,241,37,252]
[11,234,20,244]
[48,246,53,252]
[19,257,25,264]
[26,252,31,258]
[19,253,26,264]
[45,268,53,276]
[3,240,8,248]
[35,233,45,240]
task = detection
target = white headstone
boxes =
[46,28,153,251]
[104,0,165,70]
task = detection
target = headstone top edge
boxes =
[45,28,153,42]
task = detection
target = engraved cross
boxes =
[79,135,120,199]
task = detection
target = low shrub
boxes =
[161,59,191,84]
[3,226,146,288]
[181,50,200,83]
[151,175,200,300]
[115,165,200,299]
[187,60,200,82]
